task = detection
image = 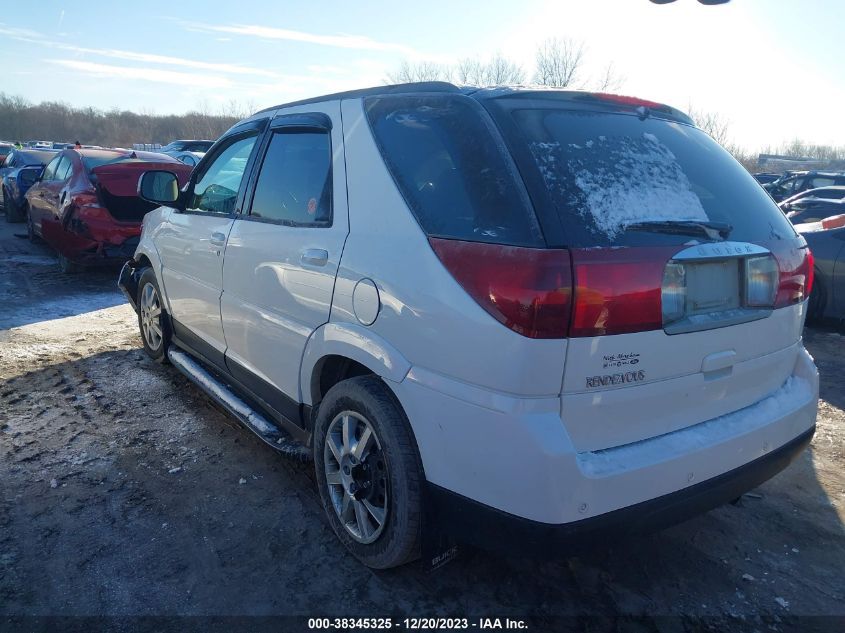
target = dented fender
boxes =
[299,322,411,406]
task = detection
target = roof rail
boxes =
[256,81,460,115]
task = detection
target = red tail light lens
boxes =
[429,238,572,339]
[772,244,813,307]
[570,247,677,337]
[588,93,664,109]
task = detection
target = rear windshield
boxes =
[82,156,163,173]
[497,106,797,247]
[365,95,543,247]
[22,150,56,165]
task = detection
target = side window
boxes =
[810,177,836,189]
[249,130,332,226]
[2,153,13,168]
[55,157,72,181]
[188,134,258,214]
[42,155,61,181]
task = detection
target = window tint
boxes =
[249,130,332,226]
[42,155,61,181]
[189,134,257,215]
[809,177,836,189]
[55,156,72,181]
[365,95,543,247]
[502,107,796,247]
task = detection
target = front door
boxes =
[156,130,263,365]
[221,104,348,416]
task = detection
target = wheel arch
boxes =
[301,322,411,408]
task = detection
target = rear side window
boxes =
[501,107,797,247]
[365,95,543,247]
[249,130,332,226]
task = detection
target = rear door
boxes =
[486,96,811,452]
[221,104,348,412]
[155,123,264,366]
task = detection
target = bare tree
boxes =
[386,60,453,84]
[455,55,524,86]
[687,104,731,146]
[594,62,625,92]
[534,38,585,88]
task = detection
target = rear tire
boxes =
[24,203,38,242]
[4,190,22,223]
[807,273,825,323]
[137,267,171,363]
[314,375,423,569]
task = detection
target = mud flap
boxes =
[420,485,461,571]
[118,260,141,312]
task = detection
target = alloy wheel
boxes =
[140,283,164,351]
[323,411,389,544]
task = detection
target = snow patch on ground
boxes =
[1,291,125,330]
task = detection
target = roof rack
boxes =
[256,81,460,114]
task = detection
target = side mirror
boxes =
[20,167,42,187]
[138,170,181,206]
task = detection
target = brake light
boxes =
[588,93,664,109]
[428,238,572,339]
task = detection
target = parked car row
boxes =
[761,170,845,202]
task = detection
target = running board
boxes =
[168,348,311,462]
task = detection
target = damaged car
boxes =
[24,148,192,273]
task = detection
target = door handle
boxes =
[210,232,226,247]
[301,248,329,266]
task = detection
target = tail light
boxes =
[570,247,676,337]
[428,238,572,339]
[745,255,779,307]
[431,238,812,340]
[772,244,813,307]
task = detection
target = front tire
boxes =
[137,268,171,363]
[314,375,423,569]
[24,203,38,242]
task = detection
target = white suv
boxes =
[119,82,818,569]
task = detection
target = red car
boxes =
[24,148,192,272]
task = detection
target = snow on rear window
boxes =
[529,133,707,239]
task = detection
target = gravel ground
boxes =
[0,219,843,632]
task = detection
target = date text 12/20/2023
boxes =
[307,617,529,630]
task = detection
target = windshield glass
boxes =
[499,105,797,247]
[22,150,57,165]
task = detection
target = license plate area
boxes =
[662,242,776,335]
[686,260,740,315]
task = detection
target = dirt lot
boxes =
[1,219,843,632]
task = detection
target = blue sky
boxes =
[1,0,843,150]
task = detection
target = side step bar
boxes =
[168,348,311,462]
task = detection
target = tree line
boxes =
[0,93,249,148]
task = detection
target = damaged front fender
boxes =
[118,259,142,313]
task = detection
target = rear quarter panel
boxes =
[333,98,567,397]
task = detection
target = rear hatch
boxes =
[481,92,812,452]
[89,160,192,222]
[364,91,811,454]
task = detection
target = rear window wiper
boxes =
[626,220,732,240]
